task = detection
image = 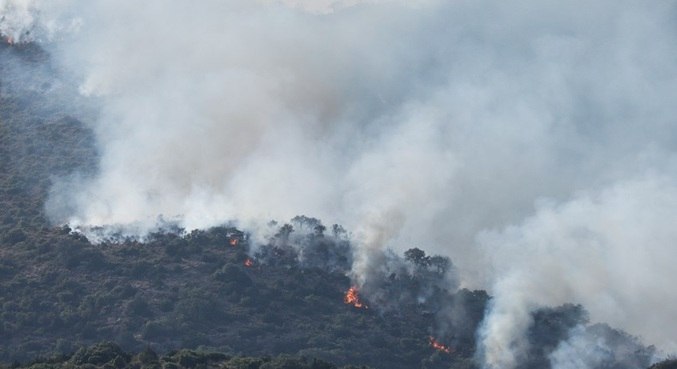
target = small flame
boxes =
[229,238,239,246]
[5,36,14,45]
[429,336,453,354]
[344,286,367,309]
[244,258,254,267]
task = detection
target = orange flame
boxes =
[5,36,14,45]
[429,336,453,354]
[344,286,367,309]
[229,238,238,246]
[244,258,254,267]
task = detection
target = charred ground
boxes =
[0,40,665,369]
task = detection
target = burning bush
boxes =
[344,287,367,309]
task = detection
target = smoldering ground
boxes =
[3,0,677,368]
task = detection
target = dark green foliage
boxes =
[3,228,26,244]
[0,221,466,369]
[404,248,430,267]
[524,304,589,368]
[70,342,130,367]
[0,343,361,369]
[0,50,98,231]
[137,347,159,366]
[649,360,677,369]
[585,323,656,369]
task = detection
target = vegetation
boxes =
[649,360,677,369]
[0,38,665,369]
[0,342,372,369]
[0,218,478,369]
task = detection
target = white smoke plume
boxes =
[3,0,677,367]
[549,325,656,369]
[549,328,612,369]
[478,174,677,368]
[0,0,79,43]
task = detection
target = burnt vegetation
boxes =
[0,39,667,369]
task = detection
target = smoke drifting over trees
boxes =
[3,1,677,368]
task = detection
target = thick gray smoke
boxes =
[3,0,677,367]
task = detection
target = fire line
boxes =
[344,286,367,309]
[429,336,453,354]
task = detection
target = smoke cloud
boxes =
[3,0,677,367]
[478,174,677,367]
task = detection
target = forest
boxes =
[1,35,676,369]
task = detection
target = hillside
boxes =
[0,39,474,369]
[0,342,373,369]
[0,40,97,232]
[0,218,487,369]
[0,39,662,369]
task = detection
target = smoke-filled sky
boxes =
[3,0,677,368]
